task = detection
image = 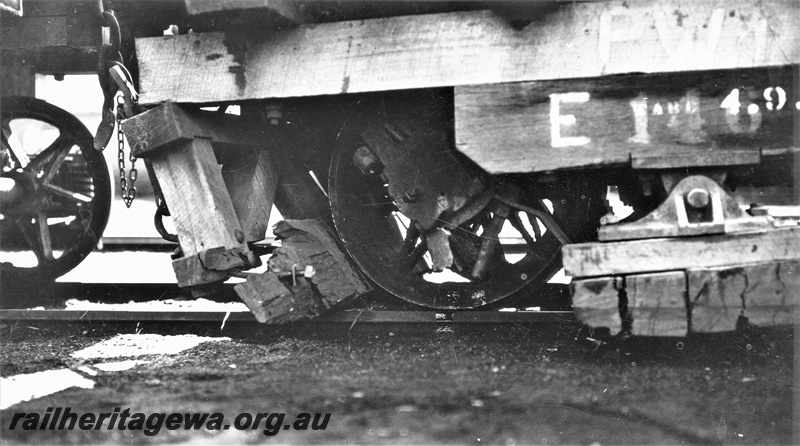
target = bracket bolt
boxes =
[686,188,710,209]
[403,187,420,203]
[235,229,245,243]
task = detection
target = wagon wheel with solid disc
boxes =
[328,92,604,310]
[1,97,111,300]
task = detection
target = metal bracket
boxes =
[599,175,771,241]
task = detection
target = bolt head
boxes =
[686,188,710,209]
[403,187,420,203]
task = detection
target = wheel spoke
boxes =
[527,213,543,240]
[28,134,73,178]
[471,205,509,280]
[399,222,420,256]
[1,122,30,168]
[509,211,537,247]
[42,183,93,203]
[16,212,54,264]
[405,238,428,270]
[43,139,72,183]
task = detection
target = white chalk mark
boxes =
[550,92,591,148]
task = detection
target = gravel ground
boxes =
[0,318,796,445]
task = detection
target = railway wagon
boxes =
[1,0,798,336]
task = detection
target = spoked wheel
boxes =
[1,97,111,294]
[328,92,604,309]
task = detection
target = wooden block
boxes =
[173,246,252,288]
[571,277,622,334]
[627,271,688,337]
[454,67,790,174]
[197,246,253,271]
[148,138,246,256]
[688,260,800,332]
[121,103,266,157]
[135,1,800,105]
[572,272,689,336]
[234,273,322,324]
[235,219,371,323]
[172,255,230,288]
[222,149,279,242]
[562,225,800,278]
[269,219,371,308]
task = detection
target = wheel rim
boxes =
[328,93,592,309]
[1,97,111,283]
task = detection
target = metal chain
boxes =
[116,95,137,207]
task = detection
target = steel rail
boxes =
[0,309,573,324]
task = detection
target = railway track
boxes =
[0,282,573,325]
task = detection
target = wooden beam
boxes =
[627,271,687,337]
[121,103,266,157]
[135,0,800,105]
[455,67,793,174]
[688,260,799,333]
[571,277,622,334]
[221,149,279,243]
[148,138,246,256]
[0,17,67,50]
[572,271,689,336]
[562,225,800,278]
[271,148,331,220]
[172,252,231,288]
[0,2,104,51]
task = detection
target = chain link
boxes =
[116,95,137,208]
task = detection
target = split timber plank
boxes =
[148,138,246,256]
[135,0,799,105]
[234,219,371,323]
[688,260,800,333]
[455,67,793,173]
[562,225,800,278]
[234,220,371,323]
[235,274,321,323]
[269,219,371,308]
